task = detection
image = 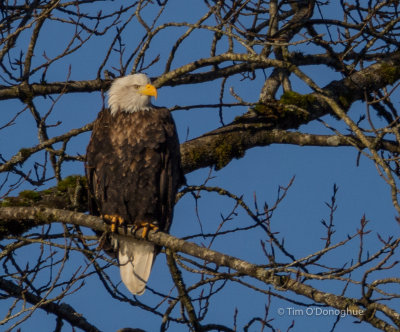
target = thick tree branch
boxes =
[0,206,398,331]
[1,129,398,208]
[180,126,400,173]
[0,79,110,101]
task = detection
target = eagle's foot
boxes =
[102,214,124,233]
[139,222,159,238]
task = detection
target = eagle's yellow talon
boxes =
[102,214,125,233]
[141,226,148,238]
[139,222,159,238]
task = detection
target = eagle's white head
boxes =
[108,73,157,115]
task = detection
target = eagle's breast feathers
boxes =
[86,107,182,232]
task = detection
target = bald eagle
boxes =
[86,73,184,295]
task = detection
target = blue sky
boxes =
[1,1,399,331]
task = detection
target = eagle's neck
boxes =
[110,105,153,115]
[109,91,153,115]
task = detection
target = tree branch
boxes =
[165,249,201,331]
[0,277,100,332]
[0,206,398,331]
[180,126,400,173]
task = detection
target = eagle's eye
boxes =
[131,84,140,90]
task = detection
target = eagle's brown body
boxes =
[86,108,183,231]
[86,102,184,295]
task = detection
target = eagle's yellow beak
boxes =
[139,84,157,99]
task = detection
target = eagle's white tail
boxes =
[112,234,155,295]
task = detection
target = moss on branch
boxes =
[1,175,87,211]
